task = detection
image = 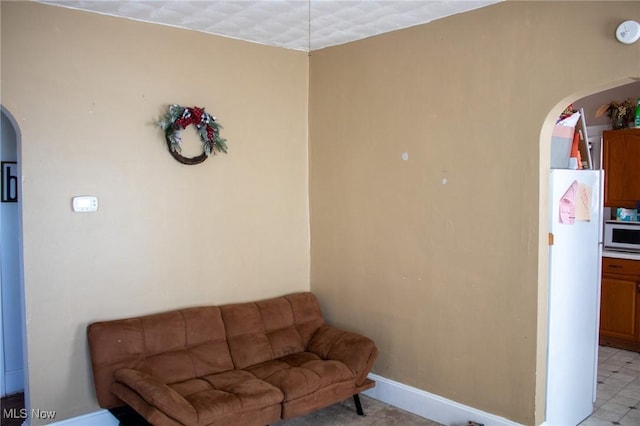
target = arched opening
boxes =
[539,79,640,425]
[0,106,29,418]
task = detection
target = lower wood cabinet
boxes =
[599,257,640,351]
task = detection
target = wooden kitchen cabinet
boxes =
[600,257,640,351]
[602,129,640,209]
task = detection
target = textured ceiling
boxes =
[37,1,501,51]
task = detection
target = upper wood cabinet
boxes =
[602,129,640,209]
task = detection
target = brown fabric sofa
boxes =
[87,292,378,426]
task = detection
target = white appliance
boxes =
[604,220,640,252]
[547,169,603,426]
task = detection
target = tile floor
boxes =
[579,346,640,426]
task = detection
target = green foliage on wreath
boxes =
[157,104,227,157]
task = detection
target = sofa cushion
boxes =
[168,370,283,425]
[136,308,236,383]
[220,293,325,370]
[220,302,275,368]
[114,369,283,426]
[245,352,354,401]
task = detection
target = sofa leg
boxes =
[109,406,151,426]
[353,394,365,416]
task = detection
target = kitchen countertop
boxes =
[602,249,640,261]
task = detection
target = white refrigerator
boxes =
[547,169,603,426]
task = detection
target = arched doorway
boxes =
[540,79,640,425]
[0,106,28,410]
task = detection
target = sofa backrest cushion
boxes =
[88,306,234,408]
[220,292,325,369]
[138,308,235,381]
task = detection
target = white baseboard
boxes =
[363,373,524,426]
[4,369,24,395]
[46,409,117,426]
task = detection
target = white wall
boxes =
[1,109,24,396]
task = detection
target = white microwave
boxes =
[604,221,640,252]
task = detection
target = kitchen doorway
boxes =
[542,79,640,426]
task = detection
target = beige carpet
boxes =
[274,395,444,425]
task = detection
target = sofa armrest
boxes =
[307,325,378,386]
[113,368,196,425]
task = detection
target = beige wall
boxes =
[309,1,639,425]
[1,1,309,423]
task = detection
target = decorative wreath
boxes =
[157,104,227,165]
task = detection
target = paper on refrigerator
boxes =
[575,183,592,222]
[559,180,592,224]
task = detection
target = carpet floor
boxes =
[274,395,444,426]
